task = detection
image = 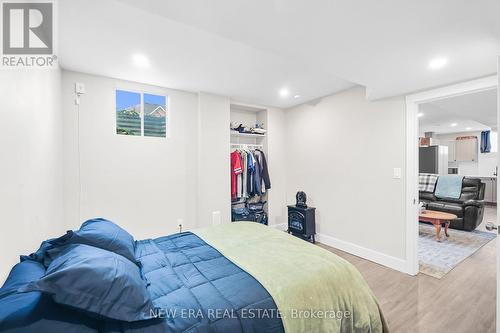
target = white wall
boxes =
[62,71,199,238]
[0,69,64,282]
[197,93,231,226]
[62,72,282,234]
[285,86,406,261]
[0,68,287,281]
[266,107,288,226]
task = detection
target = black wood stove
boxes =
[287,205,316,243]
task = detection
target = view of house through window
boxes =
[144,93,167,137]
[115,90,167,137]
[115,90,141,136]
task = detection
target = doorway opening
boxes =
[417,87,497,278]
[405,76,497,275]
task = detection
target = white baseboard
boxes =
[316,233,407,274]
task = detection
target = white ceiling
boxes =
[419,88,497,134]
[58,0,500,108]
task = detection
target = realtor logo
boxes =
[1,1,56,67]
[2,2,53,54]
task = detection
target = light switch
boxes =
[393,168,402,179]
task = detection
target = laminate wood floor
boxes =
[319,210,497,333]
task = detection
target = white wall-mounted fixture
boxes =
[132,53,150,68]
[428,57,448,70]
[75,82,86,94]
[393,168,402,179]
[212,211,221,225]
[74,82,85,105]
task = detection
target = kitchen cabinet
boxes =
[482,177,497,204]
[455,137,478,162]
[443,140,456,162]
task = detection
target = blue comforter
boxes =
[0,232,284,333]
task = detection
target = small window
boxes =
[115,90,168,137]
[144,93,167,137]
[116,90,141,136]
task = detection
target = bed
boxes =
[0,220,388,333]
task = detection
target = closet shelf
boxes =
[230,132,266,138]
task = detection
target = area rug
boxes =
[419,223,496,279]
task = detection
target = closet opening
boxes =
[230,103,270,225]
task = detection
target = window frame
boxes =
[114,87,169,138]
[490,131,498,153]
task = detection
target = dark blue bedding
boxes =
[0,260,99,333]
[0,232,284,333]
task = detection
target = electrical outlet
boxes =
[177,218,183,233]
[212,211,221,225]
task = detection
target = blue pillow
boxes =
[18,244,155,322]
[22,231,73,266]
[53,218,136,263]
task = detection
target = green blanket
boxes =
[194,223,388,333]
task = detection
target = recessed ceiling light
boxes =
[429,57,448,70]
[465,127,472,130]
[417,112,424,117]
[279,88,289,97]
[294,94,301,99]
[132,53,150,68]
[451,123,458,127]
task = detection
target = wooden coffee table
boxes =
[419,210,458,242]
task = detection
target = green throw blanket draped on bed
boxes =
[194,223,388,333]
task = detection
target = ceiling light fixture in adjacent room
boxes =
[417,112,424,117]
[451,123,458,127]
[132,53,150,68]
[279,88,290,97]
[465,127,472,131]
[428,57,448,70]
[294,94,301,99]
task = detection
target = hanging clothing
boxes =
[230,151,243,199]
[231,148,271,199]
[236,161,243,199]
[253,154,262,195]
[241,151,248,199]
[247,151,255,196]
[230,148,271,223]
[255,149,271,191]
[481,131,491,153]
